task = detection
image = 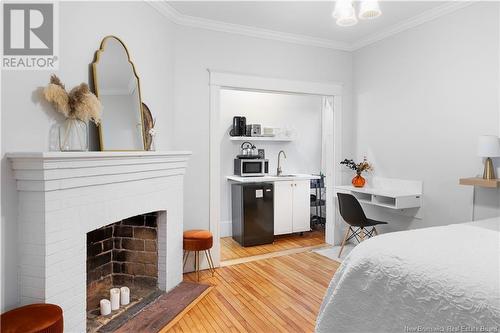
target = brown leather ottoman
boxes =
[183,229,215,281]
[0,304,63,333]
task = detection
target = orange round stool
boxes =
[183,229,215,281]
[0,304,63,333]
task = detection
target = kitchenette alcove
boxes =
[7,151,191,332]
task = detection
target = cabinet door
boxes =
[273,181,293,235]
[292,180,311,233]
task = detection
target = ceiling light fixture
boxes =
[333,0,381,27]
[359,0,382,20]
[332,0,358,27]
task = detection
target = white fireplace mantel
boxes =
[7,151,191,332]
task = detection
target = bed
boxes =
[316,217,500,333]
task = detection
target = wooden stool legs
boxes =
[183,250,216,281]
[338,227,350,258]
[205,250,216,276]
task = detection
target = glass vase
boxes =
[149,134,156,151]
[59,118,88,151]
[352,173,366,188]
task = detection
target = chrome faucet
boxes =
[277,150,287,176]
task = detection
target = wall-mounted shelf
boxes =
[229,136,293,142]
[459,177,500,188]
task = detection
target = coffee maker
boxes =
[230,116,246,136]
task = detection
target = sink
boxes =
[274,174,295,177]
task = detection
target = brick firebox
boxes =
[87,213,159,311]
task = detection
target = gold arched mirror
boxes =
[92,36,145,151]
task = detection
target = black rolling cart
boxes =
[310,175,326,229]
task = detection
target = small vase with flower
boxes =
[340,157,373,188]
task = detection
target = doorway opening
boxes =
[219,89,328,264]
[209,71,343,268]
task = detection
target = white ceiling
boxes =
[165,1,469,50]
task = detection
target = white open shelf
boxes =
[336,177,422,210]
[230,136,294,142]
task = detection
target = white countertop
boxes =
[227,174,321,183]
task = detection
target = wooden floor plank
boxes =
[166,251,339,333]
[221,230,325,262]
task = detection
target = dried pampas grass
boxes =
[69,83,102,124]
[42,75,101,124]
[43,77,70,117]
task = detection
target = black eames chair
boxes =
[337,193,388,257]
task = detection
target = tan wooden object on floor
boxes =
[221,230,325,262]
[166,251,340,333]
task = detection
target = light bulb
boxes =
[333,0,358,27]
[336,15,358,27]
[359,0,382,20]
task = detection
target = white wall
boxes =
[219,89,323,236]
[352,2,500,233]
[0,1,175,312]
[173,25,354,232]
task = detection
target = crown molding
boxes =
[147,1,182,25]
[147,1,475,53]
[351,1,475,50]
[147,1,352,51]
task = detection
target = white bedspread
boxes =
[316,218,500,333]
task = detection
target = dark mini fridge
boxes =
[231,182,274,247]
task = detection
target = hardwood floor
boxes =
[220,230,326,262]
[165,251,340,333]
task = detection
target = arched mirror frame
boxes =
[92,35,146,151]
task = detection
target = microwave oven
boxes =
[234,159,269,177]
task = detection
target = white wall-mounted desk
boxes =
[335,177,423,210]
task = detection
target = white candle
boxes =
[110,288,120,310]
[120,287,130,306]
[100,299,111,316]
